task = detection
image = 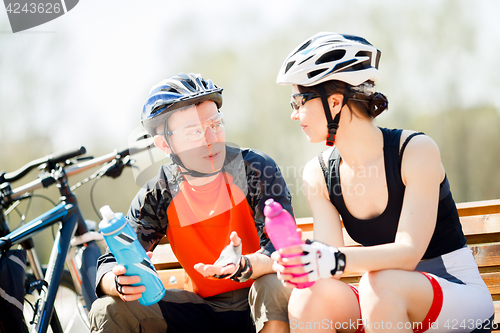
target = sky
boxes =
[1,0,500,162]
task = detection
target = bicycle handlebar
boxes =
[7,138,155,199]
[1,146,87,183]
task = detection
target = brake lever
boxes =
[103,156,132,179]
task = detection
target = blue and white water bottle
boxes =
[99,205,166,306]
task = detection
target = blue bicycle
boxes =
[0,137,154,333]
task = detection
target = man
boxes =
[89,73,292,333]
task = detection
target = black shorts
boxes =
[159,287,255,333]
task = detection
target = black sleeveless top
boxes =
[319,127,466,260]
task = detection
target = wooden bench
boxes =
[152,199,500,329]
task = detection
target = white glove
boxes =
[212,243,242,279]
[300,240,346,281]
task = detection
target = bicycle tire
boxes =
[24,267,90,333]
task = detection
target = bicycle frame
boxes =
[0,169,101,333]
[0,136,155,333]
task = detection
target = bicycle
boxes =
[0,136,154,333]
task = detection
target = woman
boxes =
[272,32,494,333]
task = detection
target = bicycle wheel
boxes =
[24,268,90,333]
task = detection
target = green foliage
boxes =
[413,106,500,202]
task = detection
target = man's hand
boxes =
[194,231,241,278]
[100,251,154,301]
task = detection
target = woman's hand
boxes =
[272,240,346,289]
[271,244,309,289]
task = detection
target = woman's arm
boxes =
[273,136,444,283]
[274,136,443,285]
[302,153,345,247]
[341,134,444,272]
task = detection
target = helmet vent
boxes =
[182,80,197,91]
[297,40,312,52]
[291,39,312,57]
[355,51,371,59]
[285,61,296,74]
[307,68,328,79]
[352,59,371,71]
[332,59,357,72]
[316,50,346,65]
[342,34,373,46]
[298,55,314,66]
[323,39,344,45]
[162,87,179,93]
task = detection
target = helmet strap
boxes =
[317,84,346,147]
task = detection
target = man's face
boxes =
[154,100,226,174]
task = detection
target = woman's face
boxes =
[290,85,328,143]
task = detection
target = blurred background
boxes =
[1,0,500,262]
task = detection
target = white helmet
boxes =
[277,32,381,87]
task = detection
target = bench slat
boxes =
[158,268,187,290]
[296,217,313,231]
[152,244,180,269]
[457,200,500,217]
[461,214,500,237]
[482,272,500,295]
[470,243,500,268]
[295,200,500,222]
[493,301,500,332]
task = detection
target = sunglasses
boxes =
[290,93,320,111]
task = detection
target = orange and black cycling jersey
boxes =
[95,146,293,298]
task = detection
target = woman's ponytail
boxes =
[369,92,389,118]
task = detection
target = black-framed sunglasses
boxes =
[290,93,320,111]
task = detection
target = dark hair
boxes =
[298,80,388,119]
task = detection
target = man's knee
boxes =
[251,274,291,303]
[249,274,291,331]
[89,296,130,333]
[89,296,166,333]
[90,296,128,317]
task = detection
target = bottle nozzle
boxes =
[264,198,282,218]
[100,205,115,221]
[265,198,275,206]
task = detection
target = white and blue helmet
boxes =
[277,32,381,87]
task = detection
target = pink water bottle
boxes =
[264,199,314,288]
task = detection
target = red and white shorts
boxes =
[350,247,494,333]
